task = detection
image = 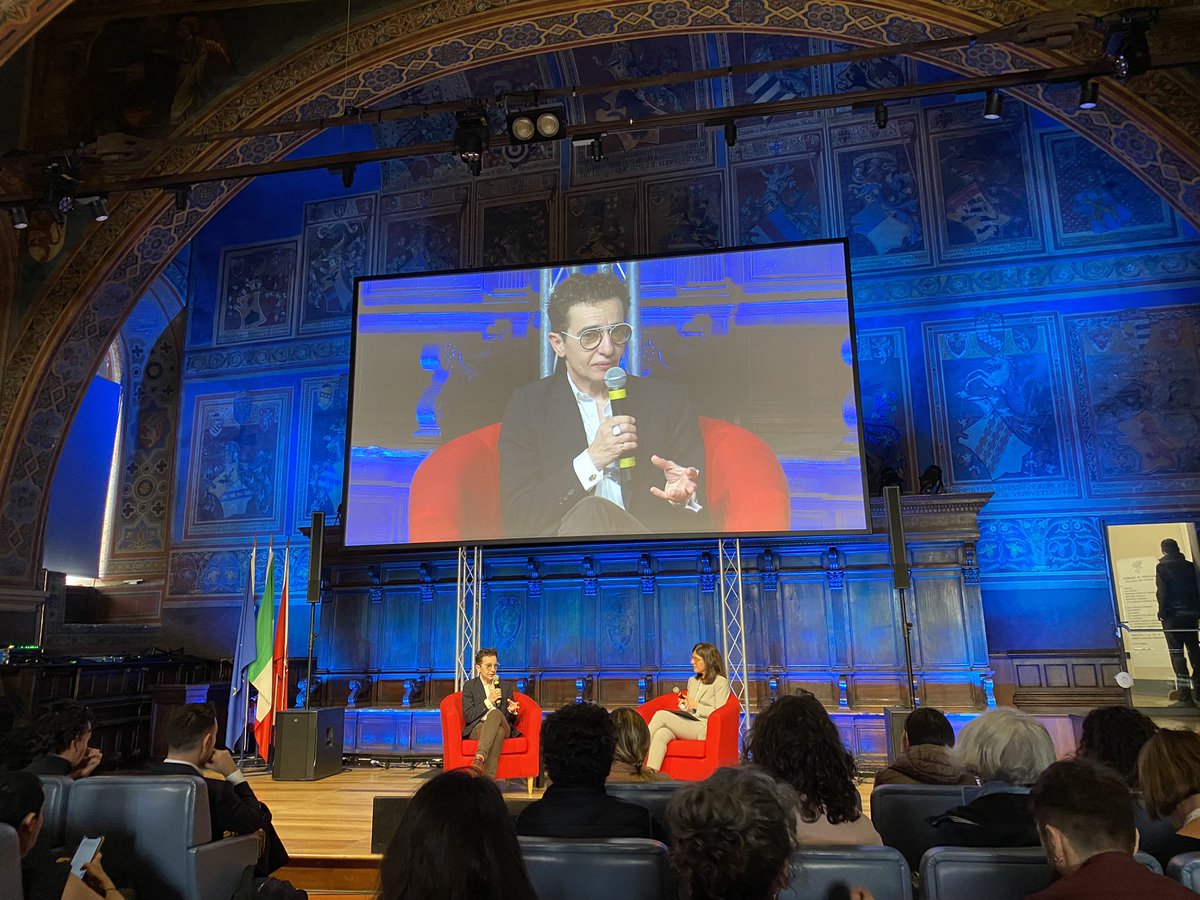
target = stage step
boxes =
[276,856,380,894]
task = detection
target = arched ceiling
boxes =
[0,0,1198,584]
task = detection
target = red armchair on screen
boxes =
[636,690,741,781]
[439,690,541,795]
[407,417,789,542]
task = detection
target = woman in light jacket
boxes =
[646,642,730,771]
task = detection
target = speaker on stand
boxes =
[884,485,917,712]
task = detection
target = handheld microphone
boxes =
[603,366,635,481]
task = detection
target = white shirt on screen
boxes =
[566,370,626,509]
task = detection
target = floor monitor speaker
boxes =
[273,707,344,781]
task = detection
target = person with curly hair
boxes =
[1075,706,1158,788]
[516,703,662,839]
[378,770,538,900]
[1136,728,1200,867]
[743,693,881,846]
[646,642,731,772]
[23,703,102,779]
[608,707,671,783]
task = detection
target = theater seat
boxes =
[919,847,1163,900]
[779,846,911,900]
[0,824,20,893]
[408,416,789,542]
[439,691,542,795]
[34,775,71,853]
[64,775,260,900]
[870,783,968,873]
[636,692,740,781]
[1167,851,1200,889]
[605,782,685,837]
[518,836,671,900]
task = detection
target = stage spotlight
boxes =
[723,121,737,148]
[170,186,190,212]
[82,196,109,222]
[342,164,356,189]
[1077,80,1099,110]
[506,107,564,144]
[874,102,888,129]
[454,109,490,177]
[588,137,604,162]
[982,89,1003,120]
[9,207,28,230]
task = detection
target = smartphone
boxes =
[69,835,104,879]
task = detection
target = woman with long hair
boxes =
[378,770,538,900]
[646,642,730,772]
[608,707,671,783]
[743,692,881,846]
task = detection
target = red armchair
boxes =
[636,691,741,781]
[439,690,541,795]
[408,416,788,542]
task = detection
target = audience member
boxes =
[0,722,38,773]
[516,703,662,839]
[1075,706,1157,788]
[23,705,101,779]
[608,708,671,783]
[873,707,970,787]
[377,770,537,900]
[0,770,118,900]
[647,643,730,772]
[1027,759,1194,899]
[1137,727,1200,867]
[144,702,288,874]
[743,693,881,846]
[929,707,1056,847]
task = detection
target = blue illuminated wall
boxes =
[148,38,1200,677]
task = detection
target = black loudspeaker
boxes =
[371,794,537,852]
[272,707,344,781]
[307,511,324,604]
[883,485,911,590]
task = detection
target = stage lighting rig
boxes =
[454,108,490,176]
[507,107,564,144]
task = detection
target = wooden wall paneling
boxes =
[596,577,641,670]
[779,574,836,670]
[909,568,971,668]
[375,587,423,672]
[844,573,904,669]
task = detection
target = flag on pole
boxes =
[269,543,291,735]
[249,541,276,760]
[226,538,257,751]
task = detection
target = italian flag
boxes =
[249,543,277,759]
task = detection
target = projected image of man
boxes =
[499,272,707,537]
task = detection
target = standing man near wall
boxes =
[1157,538,1200,707]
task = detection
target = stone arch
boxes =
[0,0,1197,582]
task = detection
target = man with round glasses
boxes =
[499,271,707,537]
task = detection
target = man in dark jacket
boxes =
[1157,539,1200,707]
[874,706,972,787]
[23,703,102,779]
[144,702,289,875]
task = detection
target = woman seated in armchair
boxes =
[646,642,730,772]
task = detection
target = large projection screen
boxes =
[345,240,869,548]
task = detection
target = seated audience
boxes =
[144,702,288,875]
[743,692,881,846]
[516,702,663,839]
[1027,759,1194,899]
[0,770,118,900]
[1137,727,1200,867]
[378,770,537,900]
[873,706,970,787]
[929,707,1056,847]
[646,642,731,772]
[1075,706,1157,788]
[0,722,38,773]
[23,704,102,779]
[668,766,874,900]
[608,708,671,783]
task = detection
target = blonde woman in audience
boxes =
[1136,727,1200,867]
[646,642,731,772]
[743,692,881,846]
[608,707,671,783]
[929,707,1056,847]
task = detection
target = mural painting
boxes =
[300,194,376,334]
[856,329,918,493]
[645,173,723,252]
[215,240,297,345]
[378,190,467,275]
[296,375,349,524]
[565,186,638,260]
[732,131,825,245]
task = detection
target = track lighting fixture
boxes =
[1077,80,1099,110]
[506,107,564,144]
[9,207,28,230]
[80,196,109,222]
[170,186,190,212]
[982,89,1003,120]
[874,103,888,129]
[342,164,356,189]
[588,138,603,162]
[454,109,490,177]
[723,121,737,148]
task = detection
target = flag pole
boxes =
[238,536,257,767]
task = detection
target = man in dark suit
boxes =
[461,647,520,779]
[516,702,664,840]
[23,702,102,778]
[144,702,288,875]
[1158,538,1200,707]
[499,271,708,538]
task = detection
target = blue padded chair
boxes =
[35,775,71,851]
[870,784,967,873]
[779,846,911,900]
[64,775,259,900]
[0,823,21,897]
[518,836,671,900]
[604,782,684,836]
[919,847,1163,900]
[1167,851,1200,890]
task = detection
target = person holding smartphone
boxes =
[0,770,120,899]
[645,642,730,772]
